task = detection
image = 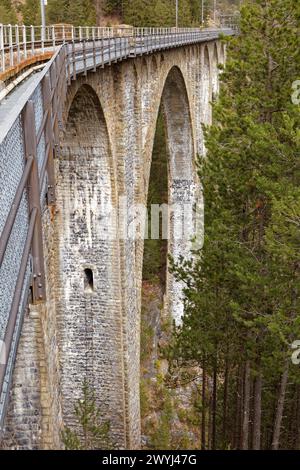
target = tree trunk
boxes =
[211,365,217,449]
[208,394,212,450]
[252,372,262,449]
[242,360,251,450]
[201,364,206,450]
[222,359,229,447]
[296,385,300,450]
[272,360,289,450]
[234,364,243,449]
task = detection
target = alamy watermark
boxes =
[291,80,300,105]
[0,340,6,366]
[289,84,300,365]
[291,340,300,365]
[89,194,204,249]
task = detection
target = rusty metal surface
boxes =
[0,52,53,83]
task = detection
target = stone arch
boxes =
[160,66,194,181]
[56,83,126,446]
[142,65,197,324]
[143,64,196,186]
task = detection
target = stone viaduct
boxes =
[0,26,230,449]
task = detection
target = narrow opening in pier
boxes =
[84,268,94,293]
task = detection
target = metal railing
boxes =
[218,13,240,31]
[0,24,235,75]
[0,46,66,429]
[63,28,234,82]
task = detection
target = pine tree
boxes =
[168,0,300,450]
[0,0,17,23]
[15,0,241,28]
[22,0,40,25]
[62,379,115,450]
[46,0,96,25]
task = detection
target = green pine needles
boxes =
[168,0,300,450]
[62,380,115,450]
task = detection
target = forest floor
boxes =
[140,280,201,450]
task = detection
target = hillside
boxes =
[0,0,242,26]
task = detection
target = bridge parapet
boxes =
[0,24,234,78]
[0,47,66,430]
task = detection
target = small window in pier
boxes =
[84,268,94,293]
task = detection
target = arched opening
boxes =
[84,268,94,293]
[140,65,196,443]
[160,67,195,323]
[141,66,196,325]
[142,67,195,323]
[141,66,195,344]
[56,84,124,443]
[141,105,168,386]
[142,107,168,292]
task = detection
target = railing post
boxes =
[79,26,82,41]
[0,24,5,72]
[83,40,87,74]
[52,25,55,49]
[15,25,20,64]
[101,35,104,67]
[8,24,13,67]
[42,74,56,206]
[61,46,67,104]
[93,39,96,71]
[22,25,27,60]
[108,34,111,64]
[146,28,149,54]
[49,57,60,155]
[132,29,136,56]
[114,36,117,61]
[31,25,35,57]
[22,100,46,303]
[41,24,45,53]
[72,40,76,79]
[66,43,71,84]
